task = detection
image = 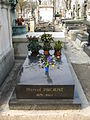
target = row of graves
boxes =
[9,33,81,110]
[63,20,90,57]
[35,21,55,32]
[61,0,90,57]
[12,17,55,35]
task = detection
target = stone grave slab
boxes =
[9,52,81,109]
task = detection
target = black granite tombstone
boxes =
[9,52,81,109]
[15,53,75,99]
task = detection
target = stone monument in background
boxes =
[0,0,14,87]
[30,16,35,32]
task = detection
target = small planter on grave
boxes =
[26,35,41,56]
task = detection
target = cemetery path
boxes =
[72,63,90,104]
[0,60,23,111]
[64,37,90,105]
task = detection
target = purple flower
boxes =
[47,56,52,63]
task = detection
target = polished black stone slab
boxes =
[9,86,81,110]
[16,85,74,99]
[15,53,75,99]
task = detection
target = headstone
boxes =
[75,32,88,47]
[77,33,88,41]
[30,17,34,32]
[26,23,28,32]
[72,5,75,19]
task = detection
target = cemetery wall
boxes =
[0,1,14,86]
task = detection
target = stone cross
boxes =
[72,5,75,19]
[83,0,87,20]
[38,0,41,5]
[77,4,80,19]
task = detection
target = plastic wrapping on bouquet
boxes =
[45,66,49,73]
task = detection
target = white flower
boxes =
[49,50,55,55]
[39,49,44,55]
[28,51,32,56]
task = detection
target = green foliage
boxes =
[9,0,13,4]
[27,36,41,52]
[54,41,63,51]
[41,33,53,51]
[43,43,52,51]
[41,33,53,43]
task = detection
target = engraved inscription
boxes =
[25,87,64,97]
[26,88,42,92]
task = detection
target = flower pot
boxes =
[56,51,61,56]
[44,50,48,55]
[32,51,39,56]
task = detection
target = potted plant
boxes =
[41,33,53,43]
[43,43,52,55]
[41,33,53,55]
[54,40,63,57]
[26,35,41,56]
